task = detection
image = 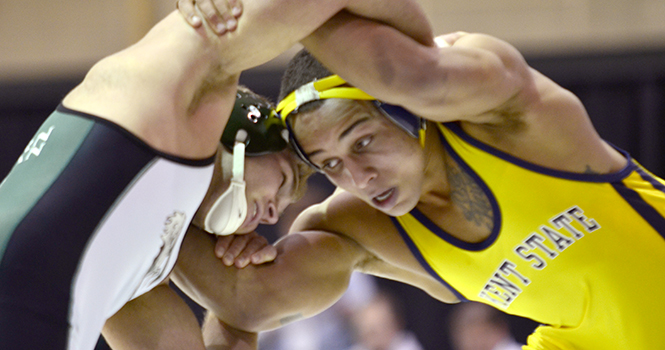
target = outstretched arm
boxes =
[301,12,529,124]
[181,0,435,53]
[172,223,370,332]
[64,0,433,158]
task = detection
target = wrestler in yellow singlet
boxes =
[392,122,665,350]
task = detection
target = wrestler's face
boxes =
[193,147,299,234]
[293,99,426,216]
[237,150,299,233]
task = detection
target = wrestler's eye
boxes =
[278,172,287,192]
[354,136,372,152]
[322,158,341,171]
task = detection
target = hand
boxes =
[214,232,277,268]
[434,31,469,47]
[177,0,243,35]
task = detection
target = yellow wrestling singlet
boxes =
[391,123,665,350]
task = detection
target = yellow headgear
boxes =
[276,75,426,170]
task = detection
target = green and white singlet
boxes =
[0,105,215,350]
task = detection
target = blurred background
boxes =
[1,0,664,349]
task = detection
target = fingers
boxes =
[241,237,277,267]
[228,0,243,18]
[215,233,276,268]
[215,0,239,34]
[176,0,202,28]
[224,0,243,30]
[215,235,235,259]
[193,0,243,35]
[196,0,228,34]
[215,234,249,266]
[435,31,469,47]
[250,245,277,265]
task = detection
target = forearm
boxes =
[301,11,439,108]
[201,0,346,74]
[340,0,434,46]
[173,226,364,332]
[181,0,433,74]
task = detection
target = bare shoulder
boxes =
[458,60,625,173]
[62,12,234,158]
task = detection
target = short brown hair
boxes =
[279,49,333,116]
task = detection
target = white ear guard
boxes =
[203,130,248,236]
[204,90,291,236]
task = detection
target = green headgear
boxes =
[221,90,288,156]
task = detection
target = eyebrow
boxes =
[306,117,370,159]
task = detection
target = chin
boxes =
[384,206,411,217]
[370,200,410,217]
[389,198,419,217]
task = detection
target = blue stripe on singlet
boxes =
[611,168,665,241]
[390,216,469,301]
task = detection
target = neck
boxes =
[418,123,453,208]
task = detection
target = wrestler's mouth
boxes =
[372,188,396,208]
[240,202,260,232]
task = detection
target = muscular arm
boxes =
[189,0,434,75]
[174,191,458,334]
[172,222,370,332]
[189,0,434,56]
[302,12,531,124]
[103,223,368,349]
[62,0,435,157]
[101,231,277,350]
